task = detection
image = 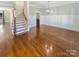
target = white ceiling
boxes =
[0,1,79,9]
[29,1,79,8]
[0,1,15,8]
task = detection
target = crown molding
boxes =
[29,1,79,9]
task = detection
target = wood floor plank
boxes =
[0,23,79,56]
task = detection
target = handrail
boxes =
[12,7,27,36]
[13,9,16,36]
[22,8,27,22]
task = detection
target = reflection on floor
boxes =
[0,23,79,56]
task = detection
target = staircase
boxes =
[12,10,28,36]
[12,2,29,36]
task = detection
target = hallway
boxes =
[0,23,79,56]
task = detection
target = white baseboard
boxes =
[45,24,79,32]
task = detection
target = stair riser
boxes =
[12,14,28,35]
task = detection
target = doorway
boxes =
[0,11,5,25]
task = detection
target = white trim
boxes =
[29,1,78,9]
[45,24,79,32]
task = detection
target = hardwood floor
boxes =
[0,23,79,57]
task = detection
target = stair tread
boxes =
[16,26,26,28]
[12,16,28,35]
[16,23,26,26]
[16,30,27,35]
[16,28,27,31]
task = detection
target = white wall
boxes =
[29,5,45,27]
[0,10,10,23]
[44,15,79,32]
[29,2,79,32]
[29,15,45,27]
[4,10,10,22]
[43,3,79,32]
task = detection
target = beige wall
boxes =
[15,1,24,15]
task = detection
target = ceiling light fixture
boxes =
[46,1,53,14]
